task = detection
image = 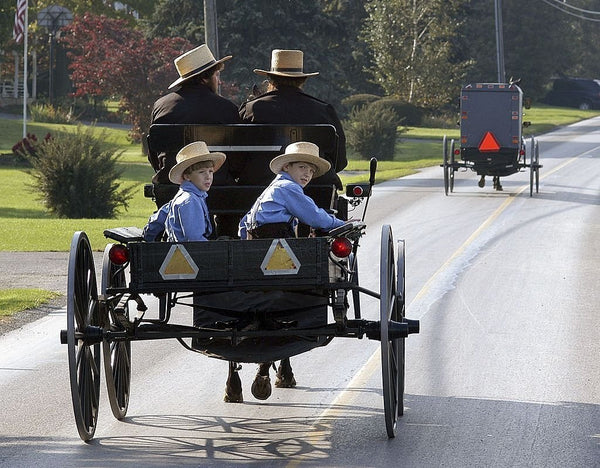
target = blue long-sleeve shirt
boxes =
[157,181,212,242]
[239,172,344,239]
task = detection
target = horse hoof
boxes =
[251,375,272,400]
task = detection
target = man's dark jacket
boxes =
[150,83,240,185]
[239,86,348,189]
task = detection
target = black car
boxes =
[543,78,600,110]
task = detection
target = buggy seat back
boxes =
[146,124,340,216]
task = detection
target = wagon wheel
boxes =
[66,231,101,441]
[349,252,361,319]
[442,135,450,195]
[449,139,456,193]
[101,244,131,420]
[529,137,535,197]
[380,225,401,438]
[534,140,540,193]
[395,239,406,417]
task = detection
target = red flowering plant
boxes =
[11,133,53,165]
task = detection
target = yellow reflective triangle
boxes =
[264,242,298,271]
[163,247,196,275]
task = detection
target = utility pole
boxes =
[204,0,218,56]
[494,0,506,83]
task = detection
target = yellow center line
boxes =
[286,147,596,466]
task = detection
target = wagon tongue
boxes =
[478,131,501,152]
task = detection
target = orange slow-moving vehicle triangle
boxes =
[478,131,501,152]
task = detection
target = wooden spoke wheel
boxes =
[534,139,540,194]
[380,225,401,438]
[101,244,131,420]
[67,231,101,442]
[396,239,406,417]
[449,139,456,193]
[530,138,535,197]
[442,135,450,196]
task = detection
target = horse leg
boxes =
[251,362,273,400]
[224,361,243,403]
[275,357,296,388]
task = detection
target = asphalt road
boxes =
[0,118,598,467]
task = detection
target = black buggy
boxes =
[60,123,420,442]
[442,82,542,196]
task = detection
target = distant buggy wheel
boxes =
[442,135,450,195]
[380,225,402,438]
[449,139,456,193]
[66,231,101,442]
[101,244,131,420]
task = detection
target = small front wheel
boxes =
[101,243,131,420]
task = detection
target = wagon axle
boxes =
[365,318,420,341]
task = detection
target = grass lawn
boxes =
[0,289,60,317]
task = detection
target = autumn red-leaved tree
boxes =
[60,13,192,141]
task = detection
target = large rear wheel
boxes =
[380,225,401,438]
[66,231,101,442]
[396,239,406,417]
[101,244,131,420]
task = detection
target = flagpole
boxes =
[22,0,28,138]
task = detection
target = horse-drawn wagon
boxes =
[60,123,420,441]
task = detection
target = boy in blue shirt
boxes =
[239,141,346,401]
[143,141,225,242]
[239,141,345,240]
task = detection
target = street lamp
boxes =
[37,5,72,103]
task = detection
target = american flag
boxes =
[13,0,27,44]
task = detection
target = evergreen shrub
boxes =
[344,104,402,161]
[26,125,134,218]
[369,98,424,126]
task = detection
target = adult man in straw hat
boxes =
[239,49,348,190]
[150,44,241,220]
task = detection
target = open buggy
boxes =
[442,82,542,196]
[59,123,420,442]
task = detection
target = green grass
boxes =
[0,289,60,317]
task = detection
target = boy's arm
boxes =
[285,184,344,231]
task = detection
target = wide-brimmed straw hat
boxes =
[169,141,226,184]
[168,44,232,89]
[254,49,319,78]
[269,141,330,177]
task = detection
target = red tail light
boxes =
[109,244,129,265]
[331,237,352,258]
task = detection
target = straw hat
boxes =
[269,142,330,177]
[169,141,226,184]
[254,49,319,78]
[168,44,232,89]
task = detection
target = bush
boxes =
[29,102,77,124]
[26,125,134,218]
[341,93,382,114]
[344,104,402,161]
[369,98,424,126]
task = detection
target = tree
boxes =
[362,0,471,109]
[59,13,192,140]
